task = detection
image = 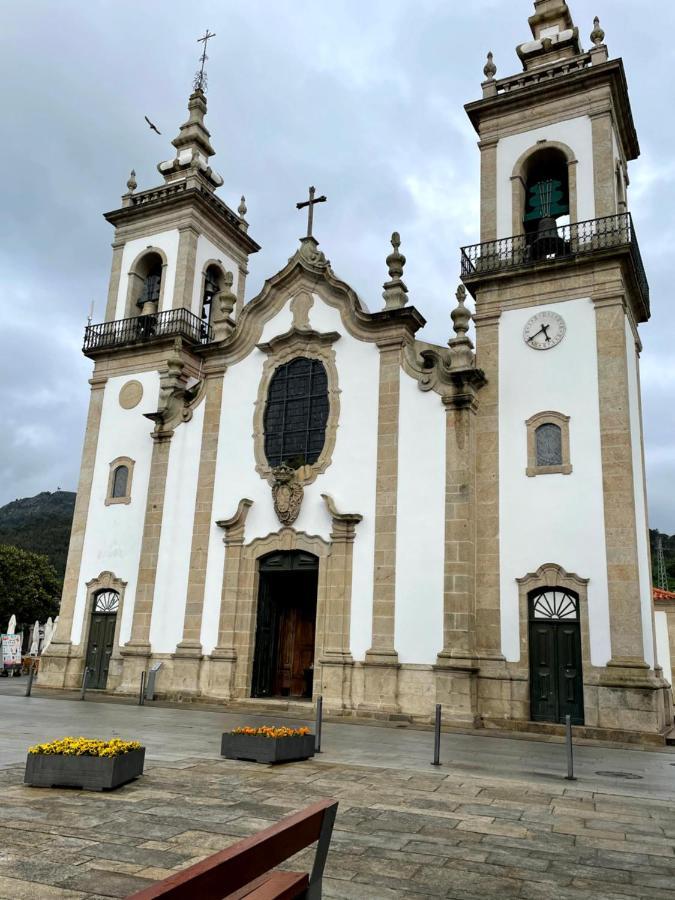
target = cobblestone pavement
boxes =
[3,754,675,899]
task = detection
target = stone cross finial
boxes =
[448,283,475,369]
[590,16,605,46]
[126,169,137,193]
[382,232,409,310]
[483,51,497,81]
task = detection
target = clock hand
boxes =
[527,326,547,343]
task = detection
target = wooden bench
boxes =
[128,798,338,900]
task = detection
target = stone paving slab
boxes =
[2,757,675,899]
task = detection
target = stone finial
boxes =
[483,51,497,82]
[590,15,605,46]
[448,284,475,369]
[238,195,247,218]
[382,232,409,310]
[126,169,137,193]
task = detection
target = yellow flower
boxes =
[231,725,310,738]
[28,737,142,757]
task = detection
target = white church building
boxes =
[43,0,674,741]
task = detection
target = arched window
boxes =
[201,264,222,324]
[106,456,135,504]
[134,251,164,313]
[526,412,571,477]
[111,465,129,498]
[523,148,570,233]
[93,589,120,614]
[535,423,562,467]
[263,357,329,469]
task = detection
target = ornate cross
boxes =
[194,29,216,91]
[296,186,327,238]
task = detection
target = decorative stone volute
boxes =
[157,88,224,191]
[271,464,304,526]
[295,236,329,269]
[211,270,237,341]
[382,232,409,310]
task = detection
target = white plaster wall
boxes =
[625,318,655,667]
[655,611,673,690]
[498,298,611,665]
[395,371,445,664]
[200,296,380,659]
[496,116,595,240]
[149,400,205,653]
[114,229,180,319]
[191,235,241,318]
[71,371,159,645]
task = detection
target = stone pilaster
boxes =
[172,224,200,310]
[591,110,617,218]
[479,137,498,242]
[320,494,362,710]
[40,374,108,689]
[119,431,173,690]
[173,373,225,692]
[362,340,402,712]
[435,385,481,725]
[104,241,125,322]
[208,499,253,699]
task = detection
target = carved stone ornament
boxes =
[271,464,304,526]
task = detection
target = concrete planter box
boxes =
[24,748,145,791]
[221,733,315,764]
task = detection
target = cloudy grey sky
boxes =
[1,0,673,531]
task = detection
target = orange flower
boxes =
[231,725,310,738]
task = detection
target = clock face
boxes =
[523,311,566,350]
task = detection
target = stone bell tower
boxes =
[460,0,671,736]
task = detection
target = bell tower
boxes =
[461,1,671,736]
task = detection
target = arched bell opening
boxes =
[522,148,570,260]
[124,248,168,318]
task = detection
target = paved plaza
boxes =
[2,682,675,898]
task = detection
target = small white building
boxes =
[43,0,673,740]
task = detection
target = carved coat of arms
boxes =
[271,464,304,526]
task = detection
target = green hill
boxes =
[0,491,75,578]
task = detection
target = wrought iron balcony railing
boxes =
[83,307,212,353]
[460,212,649,307]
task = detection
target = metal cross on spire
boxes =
[296,186,327,238]
[194,29,216,92]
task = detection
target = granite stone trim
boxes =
[525,410,572,477]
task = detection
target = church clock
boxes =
[523,311,566,350]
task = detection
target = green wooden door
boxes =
[85,612,116,689]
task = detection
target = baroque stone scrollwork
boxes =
[271,464,304,526]
[143,338,206,436]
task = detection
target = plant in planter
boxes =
[25,737,145,791]
[221,725,315,764]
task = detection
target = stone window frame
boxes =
[510,141,578,237]
[526,410,572,477]
[77,570,127,671]
[124,246,169,318]
[253,327,341,487]
[105,456,135,505]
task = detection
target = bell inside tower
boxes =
[523,148,570,259]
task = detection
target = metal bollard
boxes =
[138,671,146,706]
[80,667,90,701]
[565,714,576,780]
[315,695,323,753]
[25,664,35,697]
[431,704,442,766]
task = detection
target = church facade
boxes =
[43,1,674,740]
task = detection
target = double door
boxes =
[85,613,116,689]
[529,616,584,725]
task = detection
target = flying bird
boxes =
[144,116,161,135]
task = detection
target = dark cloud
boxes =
[1,0,673,530]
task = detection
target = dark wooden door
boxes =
[251,552,318,699]
[529,618,583,725]
[85,614,116,689]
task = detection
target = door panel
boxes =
[85,613,116,689]
[252,576,277,697]
[529,618,584,725]
[556,624,584,724]
[529,622,557,722]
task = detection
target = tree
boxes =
[0,544,61,634]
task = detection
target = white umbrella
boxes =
[6,615,16,635]
[29,620,40,656]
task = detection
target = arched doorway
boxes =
[251,551,318,699]
[528,587,584,725]
[85,589,119,689]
